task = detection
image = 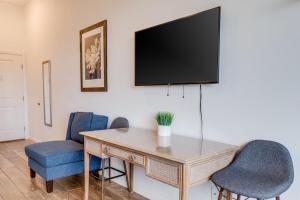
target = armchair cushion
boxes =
[70,112,93,143]
[25,140,84,168]
[28,155,101,181]
[66,112,108,143]
[91,115,108,131]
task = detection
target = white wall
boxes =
[24,0,300,199]
[0,2,25,53]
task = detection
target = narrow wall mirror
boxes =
[42,60,52,127]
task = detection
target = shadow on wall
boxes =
[269,0,300,9]
[250,0,300,16]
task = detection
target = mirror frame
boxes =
[42,60,52,127]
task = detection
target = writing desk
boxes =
[81,128,238,200]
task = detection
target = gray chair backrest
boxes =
[110,117,129,129]
[233,140,294,183]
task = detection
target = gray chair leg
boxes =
[218,188,224,200]
[226,191,232,200]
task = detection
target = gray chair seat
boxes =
[212,166,291,199]
[212,140,294,200]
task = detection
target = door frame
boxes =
[0,51,28,140]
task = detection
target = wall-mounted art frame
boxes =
[80,20,107,92]
[42,60,52,127]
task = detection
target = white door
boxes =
[0,54,25,141]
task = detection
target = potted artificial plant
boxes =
[156,112,174,137]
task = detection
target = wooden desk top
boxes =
[81,128,238,164]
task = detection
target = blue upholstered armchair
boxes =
[25,112,108,193]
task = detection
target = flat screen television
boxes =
[135,7,221,86]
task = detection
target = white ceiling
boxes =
[0,0,30,6]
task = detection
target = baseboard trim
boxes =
[28,137,42,143]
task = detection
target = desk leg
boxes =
[129,163,134,193]
[179,164,188,200]
[84,152,90,200]
[108,158,111,183]
[123,161,130,192]
[101,158,106,200]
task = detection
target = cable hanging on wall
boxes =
[165,84,204,142]
[199,84,204,141]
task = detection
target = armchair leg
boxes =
[237,194,241,200]
[218,188,224,200]
[276,197,280,200]
[30,168,36,178]
[46,180,53,193]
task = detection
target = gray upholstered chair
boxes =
[96,117,130,189]
[109,117,130,187]
[110,117,129,129]
[212,140,294,200]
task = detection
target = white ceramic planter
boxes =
[157,136,171,147]
[157,125,172,137]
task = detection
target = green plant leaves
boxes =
[156,112,174,126]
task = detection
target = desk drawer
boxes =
[102,144,145,166]
[85,138,101,156]
[146,157,180,187]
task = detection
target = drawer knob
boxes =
[129,155,136,161]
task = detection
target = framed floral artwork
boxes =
[80,20,107,92]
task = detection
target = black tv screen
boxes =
[135,7,221,85]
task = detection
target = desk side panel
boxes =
[85,137,102,157]
[188,151,235,186]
